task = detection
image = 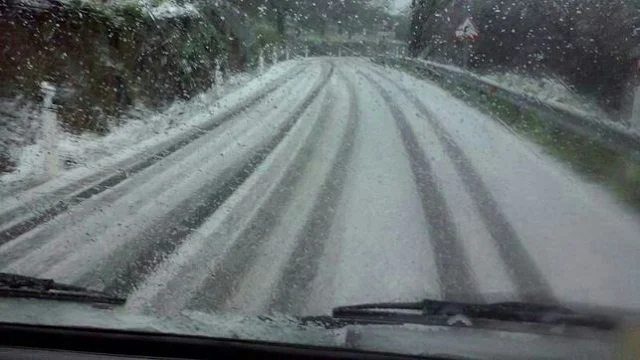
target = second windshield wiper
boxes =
[330,299,618,330]
[0,272,126,305]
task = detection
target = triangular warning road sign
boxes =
[455,17,479,41]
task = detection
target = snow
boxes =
[221,75,350,315]
[125,62,331,315]
[0,296,617,359]
[0,98,40,177]
[3,73,244,183]
[361,58,640,309]
[0,60,299,214]
[15,0,202,19]
[149,1,200,19]
[305,65,442,314]
[38,82,61,179]
[355,64,516,297]
[406,57,640,153]
[416,59,612,121]
[0,297,343,348]
[2,61,322,283]
[483,72,609,118]
[2,57,639,321]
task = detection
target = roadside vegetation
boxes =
[406,0,640,122]
[0,0,395,174]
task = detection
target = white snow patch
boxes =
[365,59,640,310]
[125,63,325,315]
[305,65,442,314]
[16,0,201,20]
[483,72,608,118]
[0,62,296,192]
[416,59,611,120]
[149,1,200,19]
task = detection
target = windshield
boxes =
[1,0,640,357]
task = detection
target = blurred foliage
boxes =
[245,21,281,66]
[0,0,227,134]
[408,0,640,117]
[226,0,393,38]
[0,0,394,142]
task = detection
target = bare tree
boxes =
[412,0,640,113]
[408,0,451,57]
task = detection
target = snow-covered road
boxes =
[1,58,639,317]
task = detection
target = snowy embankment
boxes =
[417,59,609,117]
[0,61,299,190]
[402,58,640,150]
[483,72,609,118]
[18,0,201,18]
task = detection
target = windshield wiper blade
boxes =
[331,299,618,330]
[0,273,126,305]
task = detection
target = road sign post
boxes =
[462,40,470,69]
[454,17,479,69]
[632,86,640,130]
[40,81,59,178]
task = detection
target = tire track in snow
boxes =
[357,70,481,302]
[125,62,337,315]
[0,63,309,247]
[0,74,311,270]
[365,65,556,304]
[268,69,359,314]
[2,64,322,280]
[74,63,336,297]
[186,64,338,312]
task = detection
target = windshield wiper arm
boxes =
[0,272,126,305]
[331,299,618,330]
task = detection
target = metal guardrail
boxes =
[374,56,640,159]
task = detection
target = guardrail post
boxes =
[40,81,60,178]
[488,84,497,97]
[518,104,526,121]
[632,86,640,130]
[214,59,223,96]
[462,41,470,69]
[258,48,265,74]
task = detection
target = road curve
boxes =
[1,58,639,317]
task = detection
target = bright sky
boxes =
[392,0,411,13]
